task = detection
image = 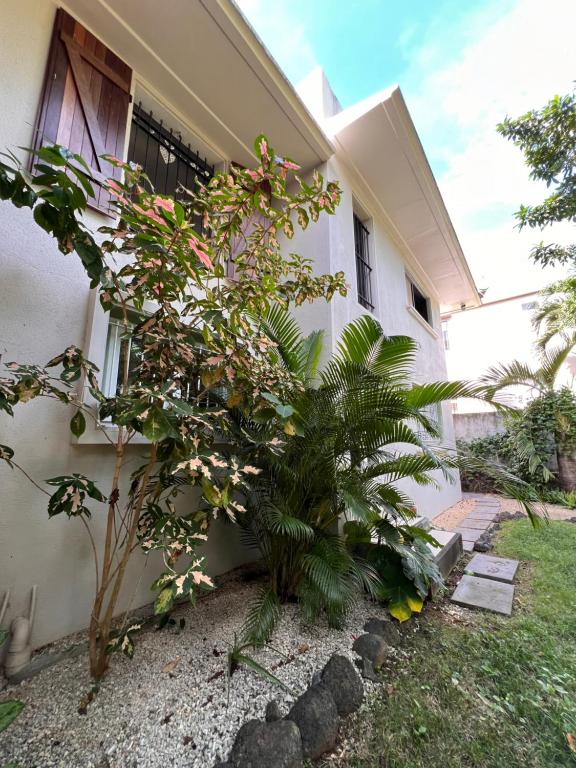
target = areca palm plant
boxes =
[533,274,576,351]
[480,336,576,488]
[480,332,576,398]
[234,309,535,642]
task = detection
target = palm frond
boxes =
[241,586,282,645]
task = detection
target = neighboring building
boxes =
[442,290,575,438]
[0,0,479,647]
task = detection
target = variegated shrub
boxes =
[0,135,345,680]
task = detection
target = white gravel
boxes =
[0,574,395,767]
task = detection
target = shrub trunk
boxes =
[557,451,576,491]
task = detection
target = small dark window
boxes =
[408,277,431,325]
[128,104,213,199]
[354,214,373,310]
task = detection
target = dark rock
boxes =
[495,511,524,523]
[230,719,303,768]
[363,617,401,646]
[310,669,322,687]
[287,683,338,759]
[360,657,380,682]
[352,633,389,668]
[321,654,363,715]
[265,699,282,723]
[473,533,492,553]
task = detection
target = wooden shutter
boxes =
[33,8,132,213]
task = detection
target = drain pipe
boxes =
[5,585,37,678]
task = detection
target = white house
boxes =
[0,0,479,649]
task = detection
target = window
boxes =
[416,403,443,443]
[407,276,431,326]
[102,307,225,408]
[102,307,144,397]
[354,213,373,310]
[127,103,214,200]
[442,320,449,350]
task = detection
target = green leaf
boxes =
[69,409,86,438]
[234,652,293,694]
[0,700,25,733]
[154,587,175,615]
[275,403,294,419]
[142,407,173,442]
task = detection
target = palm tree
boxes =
[480,334,576,399]
[236,308,536,641]
[533,274,576,351]
[480,336,576,489]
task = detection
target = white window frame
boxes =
[405,273,439,338]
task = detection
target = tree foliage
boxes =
[498,91,576,267]
[235,310,538,640]
[459,389,576,493]
[0,137,345,680]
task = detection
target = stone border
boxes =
[215,617,401,767]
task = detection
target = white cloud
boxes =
[406,0,576,298]
[237,0,576,299]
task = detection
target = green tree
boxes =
[498,91,576,268]
[235,309,538,640]
[0,137,345,680]
[533,274,576,349]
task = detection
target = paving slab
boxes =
[466,554,519,584]
[458,518,492,531]
[451,574,514,615]
[462,539,475,553]
[455,526,482,541]
[468,510,498,521]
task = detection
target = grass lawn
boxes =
[336,520,576,768]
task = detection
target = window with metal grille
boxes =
[127,103,214,199]
[354,214,373,310]
[102,306,225,410]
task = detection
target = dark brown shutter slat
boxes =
[32,8,132,215]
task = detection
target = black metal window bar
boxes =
[128,103,214,199]
[354,214,373,310]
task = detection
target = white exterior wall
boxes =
[444,293,575,413]
[1,0,461,649]
[291,155,462,519]
[0,0,253,649]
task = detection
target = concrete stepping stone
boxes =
[458,519,492,531]
[455,526,482,541]
[462,539,475,553]
[451,574,514,615]
[466,554,518,584]
[468,510,498,521]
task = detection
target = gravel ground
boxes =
[432,497,476,530]
[0,576,393,768]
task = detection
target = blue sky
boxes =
[237,0,576,299]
